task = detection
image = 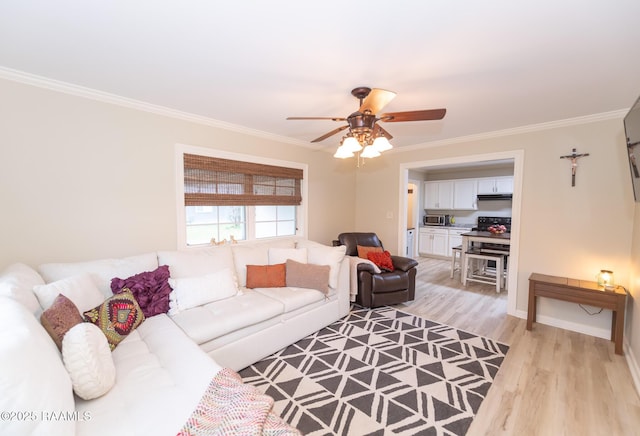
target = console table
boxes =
[527,273,627,355]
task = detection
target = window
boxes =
[177,146,307,247]
[255,205,297,238]
[185,205,245,245]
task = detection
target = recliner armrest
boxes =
[357,262,377,274]
[390,255,418,272]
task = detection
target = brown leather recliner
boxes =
[336,232,419,308]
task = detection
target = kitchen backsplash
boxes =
[424,201,512,227]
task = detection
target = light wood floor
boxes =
[396,257,640,436]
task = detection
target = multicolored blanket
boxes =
[178,368,301,436]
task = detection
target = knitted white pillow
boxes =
[62,322,116,400]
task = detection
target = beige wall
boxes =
[354,117,635,337]
[0,78,356,268]
[2,75,638,373]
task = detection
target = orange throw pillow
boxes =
[357,245,383,259]
[246,264,286,288]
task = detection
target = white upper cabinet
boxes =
[452,179,478,210]
[477,176,514,194]
[424,181,453,209]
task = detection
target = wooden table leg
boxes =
[613,296,625,355]
[526,280,536,330]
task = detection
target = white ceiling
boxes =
[2,1,640,151]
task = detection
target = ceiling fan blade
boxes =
[372,123,393,140]
[311,125,349,143]
[380,108,446,122]
[287,116,347,121]
[359,88,397,114]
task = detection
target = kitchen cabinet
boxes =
[420,227,471,258]
[452,179,478,210]
[418,227,448,256]
[477,176,514,194]
[447,228,468,256]
[424,181,453,209]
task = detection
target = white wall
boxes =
[0,78,357,269]
[354,116,635,340]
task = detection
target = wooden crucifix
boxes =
[560,148,590,187]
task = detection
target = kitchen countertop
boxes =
[461,230,511,240]
[420,224,475,230]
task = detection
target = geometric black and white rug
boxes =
[240,306,509,435]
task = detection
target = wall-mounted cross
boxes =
[560,148,590,187]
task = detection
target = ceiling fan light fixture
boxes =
[333,145,355,159]
[360,145,381,159]
[341,136,363,152]
[372,136,392,152]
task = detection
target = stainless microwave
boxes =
[424,214,449,226]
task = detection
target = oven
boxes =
[476,216,511,233]
[474,216,511,266]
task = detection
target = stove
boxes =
[476,216,512,232]
[473,217,511,261]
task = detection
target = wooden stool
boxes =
[450,245,462,279]
[463,250,503,293]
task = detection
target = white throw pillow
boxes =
[0,263,44,316]
[297,241,346,289]
[268,247,308,265]
[168,268,238,314]
[33,273,105,313]
[62,323,116,400]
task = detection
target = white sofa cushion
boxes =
[0,297,76,436]
[170,290,284,345]
[75,314,222,436]
[62,323,116,400]
[254,286,325,313]
[268,247,307,265]
[38,253,159,298]
[168,268,239,315]
[157,245,235,279]
[296,240,347,289]
[0,262,43,316]
[33,273,105,313]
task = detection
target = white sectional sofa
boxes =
[0,237,349,436]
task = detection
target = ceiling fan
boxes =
[286,86,446,159]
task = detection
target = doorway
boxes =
[406,181,420,257]
[398,150,524,317]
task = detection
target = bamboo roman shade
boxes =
[184,153,303,206]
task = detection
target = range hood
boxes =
[477,193,513,201]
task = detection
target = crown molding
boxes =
[390,109,627,154]
[0,66,314,149]
[0,66,626,155]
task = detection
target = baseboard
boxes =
[625,341,640,399]
[514,309,610,339]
